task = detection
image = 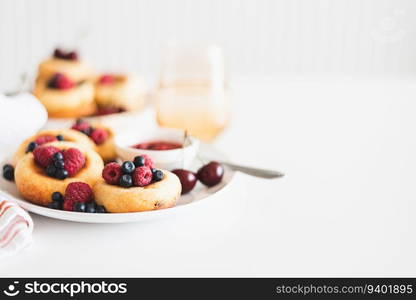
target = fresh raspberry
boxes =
[95,107,125,116]
[63,182,92,211]
[99,74,116,85]
[132,166,152,187]
[90,128,108,145]
[102,162,122,185]
[35,135,57,145]
[33,146,61,168]
[71,120,91,132]
[63,200,73,211]
[47,73,75,90]
[141,154,154,169]
[63,148,86,177]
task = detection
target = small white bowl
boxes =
[115,128,200,170]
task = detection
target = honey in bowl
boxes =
[132,140,182,151]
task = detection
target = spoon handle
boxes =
[220,161,284,179]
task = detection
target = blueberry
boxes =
[85,202,96,213]
[55,168,68,180]
[48,201,62,210]
[96,205,107,213]
[3,164,13,172]
[26,141,38,153]
[54,159,65,169]
[2,164,14,181]
[74,202,86,212]
[56,135,64,141]
[121,161,135,174]
[119,174,133,187]
[3,164,12,172]
[46,164,57,177]
[81,128,92,136]
[53,152,64,161]
[152,169,164,182]
[133,156,145,167]
[51,191,63,202]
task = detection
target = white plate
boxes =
[0,143,235,223]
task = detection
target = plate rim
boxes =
[0,143,235,223]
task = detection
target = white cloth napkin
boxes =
[0,193,33,258]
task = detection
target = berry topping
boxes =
[55,168,69,180]
[71,120,91,132]
[53,48,64,58]
[56,135,64,141]
[151,169,164,182]
[33,144,69,180]
[133,155,154,168]
[85,202,96,213]
[63,200,73,211]
[99,74,116,85]
[74,202,86,212]
[132,166,152,187]
[133,141,182,151]
[102,162,122,185]
[53,48,78,60]
[47,73,75,90]
[63,182,93,211]
[90,128,108,145]
[95,107,125,116]
[142,154,154,168]
[119,174,133,187]
[33,146,61,168]
[121,161,135,174]
[46,165,57,177]
[48,201,62,210]
[96,205,107,213]
[2,164,14,181]
[26,141,38,153]
[35,135,57,145]
[71,120,107,143]
[81,127,93,136]
[53,159,65,169]
[172,169,197,194]
[63,148,86,177]
[197,161,224,187]
[53,152,64,162]
[133,156,145,167]
[51,191,64,203]
[67,52,78,60]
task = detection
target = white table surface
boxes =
[2,77,416,277]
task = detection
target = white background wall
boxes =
[0,0,415,90]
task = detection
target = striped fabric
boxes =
[0,196,33,258]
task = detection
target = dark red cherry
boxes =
[172,169,197,194]
[197,162,224,187]
[66,51,78,60]
[53,48,78,60]
[53,48,65,59]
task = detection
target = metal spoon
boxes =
[218,161,284,179]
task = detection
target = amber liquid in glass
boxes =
[156,81,230,142]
